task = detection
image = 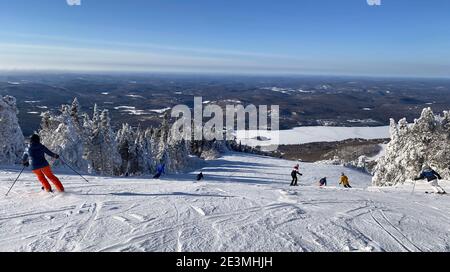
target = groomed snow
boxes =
[236,126,390,146]
[0,152,449,252]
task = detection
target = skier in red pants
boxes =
[22,134,64,193]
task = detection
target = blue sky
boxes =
[0,0,449,77]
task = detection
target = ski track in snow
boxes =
[0,152,449,252]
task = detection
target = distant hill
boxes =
[2,74,450,135]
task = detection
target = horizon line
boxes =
[1,69,450,81]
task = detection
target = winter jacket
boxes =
[156,164,166,174]
[22,143,58,171]
[196,173,204,181]
[319,178,327,186]
[415,169,442,182]
[291,169,302,178]
[340,175,350,186]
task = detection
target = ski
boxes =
[425,191,448,195]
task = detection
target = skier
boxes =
[153,163,165,179]
[319,177,327,187]
[339,173,352,188]
[196,172,204,181]
[22,134,64,193]
[414,165,447,194]
[290,164,302,186]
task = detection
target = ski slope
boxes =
[0,152,449,252]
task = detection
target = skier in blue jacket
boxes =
[153,163,166,179]
[22,134,64,192]
[414,165,446,194]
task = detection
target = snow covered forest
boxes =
[2,94,450,185]
[1,96,256,176]
[373,108,450,186]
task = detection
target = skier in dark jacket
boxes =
[22,134,64,192]
[153,163,166,179]
[319,177,327,187]
[290,164,302,186]
[414,165,446,194]
[196,172,204,181]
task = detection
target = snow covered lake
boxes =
[0,152,449,252]
[236,126,390,146]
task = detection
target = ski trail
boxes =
[176,230,183,252]
[2,152,450,252]
[370,210,415,252]
[129,214,146,222]
[0,206,76,221]
[379,210,423,252]
[72,202,99,251]
[172,202,182,252]
[113,216,129,223]
[278,189,299,204]
[190,205,206,216]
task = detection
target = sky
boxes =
[0,0,449,77]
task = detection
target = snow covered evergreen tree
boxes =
[38,99,88,171]
[0,96,24,164]
[99,109,122,175]
[39,100,122,175]
[154,113,171,170]
[187,120,230,160]
[116,124,156,176]
[373,107,450,186]
[86,107,121,175]
[116,123,139,175]
[166,136,190,173]
[135,127,155,174]
[34,98,220,176]
[150,113,193,173]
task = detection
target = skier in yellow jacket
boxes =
[339,173,352,188]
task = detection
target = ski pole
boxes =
[5,166,26,196]
[411,179,417,195]
[60,156,89,183]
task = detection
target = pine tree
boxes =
[86,108,121,175]
[99,109,122,175]
[70,97,81,125]
[155,114,171,167]
[134,127,155,175]
[0,96,25,164]
[116,123,137,175]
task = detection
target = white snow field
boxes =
[0,152,449,252]
[236,126,390,147]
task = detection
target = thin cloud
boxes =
[0,32,299,60]
[1,33,449,77]
[0,41,315,74]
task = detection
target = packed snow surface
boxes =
[0,152,449,252]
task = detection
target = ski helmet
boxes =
[30,134,41,144]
